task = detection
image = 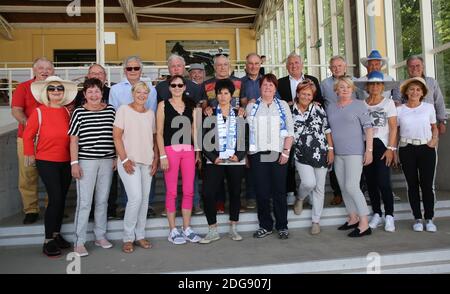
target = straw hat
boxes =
[31,76,78,106]
[360,49,388,68]
[400,77,428,97]
[354,71,399,92]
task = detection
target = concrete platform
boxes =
[1,217,450,274]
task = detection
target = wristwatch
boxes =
[440,120,447,125]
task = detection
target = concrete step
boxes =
[1,200,450,247]
[175,248,450,274]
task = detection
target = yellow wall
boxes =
[0,26,256,66]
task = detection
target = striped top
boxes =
[68,104,116,159]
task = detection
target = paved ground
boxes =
[1,217,450,274]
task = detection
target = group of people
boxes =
[10,48,446,258]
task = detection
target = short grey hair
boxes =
[246,52,261,61]
[213,54,230,65]
[167,54,186,66]
[406,55,424,66]
[287,52,303,63]
[88,63,106,74]
[329,55,347,65]
[32,57,54,69]
[123,55,143,69]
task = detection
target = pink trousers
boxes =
[164,145,195,213]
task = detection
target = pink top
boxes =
[114,105,156,165]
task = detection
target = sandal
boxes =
[134,239,152,249]
[122,241,134,253]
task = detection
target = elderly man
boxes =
[277,53,323,205]
[11,57,54,224]
[359,49,401,103]
[73,64,110,108]
[156,54,202,104]
[321,55,363,107]
[109,56,157,112]
[109,56,158,218]
[406,55,447,134]
[188,63,206,85]
[240,53,263,108]
[201,54,242,108]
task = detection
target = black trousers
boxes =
[329,169,342,196]
[399,144,436,220]
[250,152,288,231]
[286,148,297,194]
[203,164,245,225]
[36,160,72,239]
[363,138,394,216]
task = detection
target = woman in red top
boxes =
[23,76,77,257]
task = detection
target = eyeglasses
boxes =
[47,85,65,92]
[170,83,185,88]
[126,67,141,72]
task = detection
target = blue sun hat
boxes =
[360,49,388,68]
[354,71,399,92]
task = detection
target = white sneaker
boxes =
[369,213,382,229]
[413,219,424,232]
[384,215,395,232]
[168,228,186,245]
[95,239,113,249]
[425,220,437,232]
[182,226,202,243]
[287,192,296,206]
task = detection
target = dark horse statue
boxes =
[171,42,215,76]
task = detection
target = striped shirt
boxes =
[68,104,116,159]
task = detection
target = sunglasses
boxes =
[47,85,65,92]
[126,67,141,72]
[170,83,185,88]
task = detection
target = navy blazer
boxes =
[277,74,324,107]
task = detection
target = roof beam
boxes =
[117,0,139,40]
[0,6,256,15]
[0,14,13,40]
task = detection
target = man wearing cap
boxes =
[359,49,401,103]
[188,63,206,85]
[156,54,202,104]
[405,55,447,135]
[11,57,54,224]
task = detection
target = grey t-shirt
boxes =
[326,100,372,156]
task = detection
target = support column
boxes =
[96,0,105,66]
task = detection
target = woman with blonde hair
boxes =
[326,76,374,237]
[113,81,158,253]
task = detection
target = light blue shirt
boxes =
[109,79,158,112]
[320,76,363,107]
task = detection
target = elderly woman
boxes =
[326,76,374,237]
[23,76,77,257]
[113,81,158,253]
[355,71,398,233]
[200,79,248,244]
[397,77,438,232]
[69,78,116,257]
[156,75,201,245]
[292,79,334,235]
[246,73,294,240]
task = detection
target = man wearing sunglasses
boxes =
[109,56,157,112]
[155,54,202,105]
[11,57,54,225]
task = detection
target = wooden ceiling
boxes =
[0,0,263,25]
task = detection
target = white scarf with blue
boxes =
[249,97,288,152]
[216,104,237,159]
